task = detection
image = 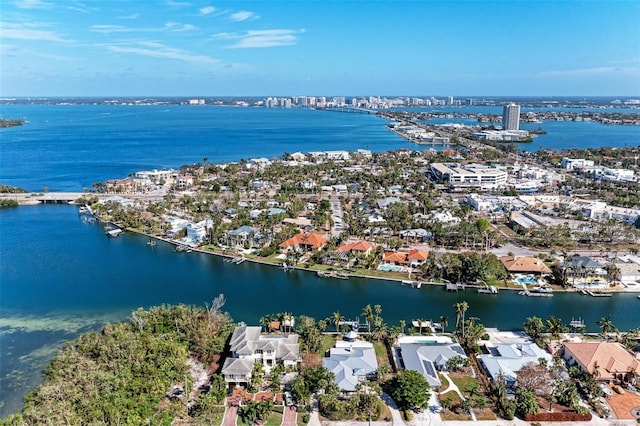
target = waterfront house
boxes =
[336,241,376,257]
[561,342,640,383]
[221,325,300,387]
[499,255,552,275]
[382,251,410,266]
[323,333,378,392]
[227,225,262,248]
[407,249,429,268]
[477,342,552,388]
[279,232,328,252]
[186,218,213,244]
[398,341,468,388]
[564,256,607,286]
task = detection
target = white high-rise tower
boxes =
[502,103,520,130]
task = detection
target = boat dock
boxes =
[518,290,553,298]
[317,270,349,280]
[478,285,498,294]
[445,282,465,291]
[587,290,612,297]
[402,280,423,288]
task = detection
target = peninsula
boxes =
[58,138,640,296]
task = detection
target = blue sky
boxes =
[1,0,639,96]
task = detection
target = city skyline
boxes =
[1,0,639,97]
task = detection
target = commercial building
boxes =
[502,103,521,130]
[430,163,508,189]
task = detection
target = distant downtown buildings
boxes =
[502,103,521,130]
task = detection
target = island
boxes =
[0,118,25,128]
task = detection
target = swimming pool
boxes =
[378,264,403,272]
[515,276,538,285]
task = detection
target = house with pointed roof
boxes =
[477,342,551,388]
[336,241,376,256]
[279,232,328,252]
[499,255,552,275]
[398,342,468,388]
[221,325,300,387]
[323,337,378,392]
[382,250,429,268]
[562,342,640,382]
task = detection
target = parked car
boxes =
[284,391,294,406]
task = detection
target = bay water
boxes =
[0,104,639,417]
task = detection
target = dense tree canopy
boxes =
[389,370,431,410]
[2,303,234,426]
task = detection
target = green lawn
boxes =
[319,335,337,356]
[373,342,390,370]
[449,375,479,396]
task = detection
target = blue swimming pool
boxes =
[378,264,403,272]
[515,276,538,284]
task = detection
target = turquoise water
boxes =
[377,264,404,272]
[515,277,539,285]
[0,104,639,417]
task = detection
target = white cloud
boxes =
[13,0,52,9]
[213,29,304,49]
[229,11,258,22]
[199,6,216,15]
[89,24,129,34]
[165,22,197,32]
[166,0,191,7]
[105,41,220,65]
[0,22,72,43]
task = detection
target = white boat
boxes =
[106,228,123,237]
[146,239,156,247]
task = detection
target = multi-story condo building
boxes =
[502,103,521,130]
[430,163,508,189]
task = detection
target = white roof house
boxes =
[398,343,467,388]
[323,340,378,392]
[477,343,551,387]
[222,325,300,386]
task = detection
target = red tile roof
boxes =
[499,255,552,274]
[279,232,328,249]
[383,252,409,264]
[336,241,376,253]
[408,249,429,261]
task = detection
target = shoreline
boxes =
[96,214,640,295]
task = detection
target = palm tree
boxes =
[439,315,448,333]
[399,319,406,334]
[361,304,374,334]
[454,301,469,336]
[596,315,615,340]
[546,316,566,341]
[331,310,344,335]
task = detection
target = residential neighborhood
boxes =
[79,144,640,298]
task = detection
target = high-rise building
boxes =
[502,103,520,130]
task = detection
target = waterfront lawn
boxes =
[319,334,336,356]
[237,411,282,426]
[373,342,391,372]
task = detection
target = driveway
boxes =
[222,404,237,426]
[282,406,297,426]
